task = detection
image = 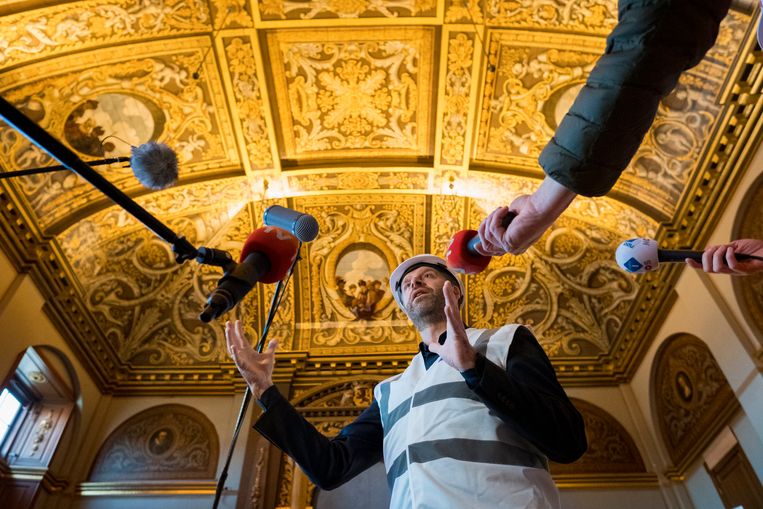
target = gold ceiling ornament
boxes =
[293,194,425,354]
[445,0,484,24]
[0,0,211,69]
[0,37,239,233]
[476,30,603,169]
[266,27,435,161]
[466,203,638,358]
[257,0,437,21]
[222,36,276,171]
[57,178,255,367]
[485,0,616,34]
[212,0,254,28]
[439,31,478,168]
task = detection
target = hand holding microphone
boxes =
[446,212,516,274]
[615,238,763,275]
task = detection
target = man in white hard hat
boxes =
[226,254,586,509]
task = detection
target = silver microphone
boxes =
[263,205,319,242]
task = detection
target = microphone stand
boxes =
[0,157,130,179]
[0,95,198,262]
[211,247,301,509]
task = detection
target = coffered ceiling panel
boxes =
[265,27,436,162]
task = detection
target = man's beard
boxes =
[405,289,446,330]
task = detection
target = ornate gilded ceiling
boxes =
[0,0,761,393]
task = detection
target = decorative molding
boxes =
[77,480,217,496]
[551,398,647,476]
[652,334,741,478]
[257,0,437,21]
[89,404,219,481]
[732,173,763,344]
[0,0,211,69]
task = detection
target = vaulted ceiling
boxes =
[0,0,760,394]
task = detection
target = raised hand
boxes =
[225,320,277,398]
[686,239,763,275]
[426,281,476,372]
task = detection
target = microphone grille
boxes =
[293,214,319,242]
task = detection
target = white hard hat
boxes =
[389,254,464,309]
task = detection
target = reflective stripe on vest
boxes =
[373,325,559,509]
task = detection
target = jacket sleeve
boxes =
[462,326,587,464]
[254,386,384,490]
[539,0,731,196]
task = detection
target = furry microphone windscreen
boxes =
[130,141,179,190]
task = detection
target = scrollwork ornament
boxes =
[258,0,436,20]
[441,32,475,166]
[0,0,211,69]
[468,214,638,358]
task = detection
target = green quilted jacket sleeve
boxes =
[539,0,732,197]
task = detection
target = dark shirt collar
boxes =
[418,330,449,370]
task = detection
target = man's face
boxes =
[399,266,458,326]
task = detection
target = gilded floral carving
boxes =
[467,211,638,358]
[258,0,436,20]
[57,179,255,366]
[267,28,434,160]
[292,195,425,352]
[445,0,483,24]
[223,37,274,170]
[486,0,617,35]
[476,31,602,169]
[440,32,476,166]
[0,0,210,69]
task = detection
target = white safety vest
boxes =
[373,325,560,509]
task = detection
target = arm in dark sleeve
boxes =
[539,0,731,196]
[461,326,587,463]
[254,386,383,490]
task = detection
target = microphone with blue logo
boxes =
[615,238,763,274]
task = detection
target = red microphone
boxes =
[445,213,515,274]
[199,226,299,322]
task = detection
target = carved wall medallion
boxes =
[550,398,646,475]
[732,174,763,342]
[652,334,740,473]
[89,404,219,481]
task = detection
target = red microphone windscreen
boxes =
[445,230,491,274]
[240,226,299,283]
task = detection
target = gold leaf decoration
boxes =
[440,32,475,166]
[267,28,434,160]
[223,37,274,170]
[0,0,211,69]
[258,0,436,21]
